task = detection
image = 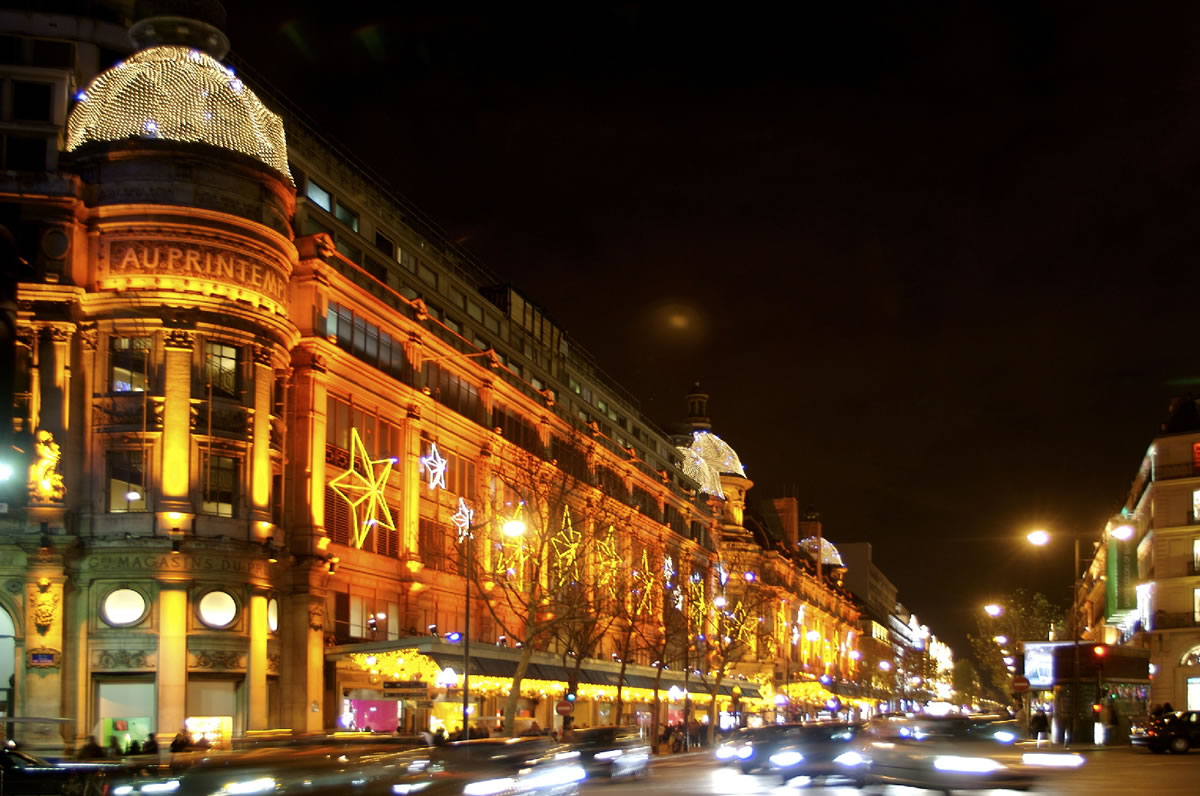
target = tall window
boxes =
[304,178,332,211]
[107,449,147,512]
[110,337,150,392]
[201,453,237,517]
[203,342,239,398]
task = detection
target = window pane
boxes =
[305,179,332,211]
[202,454,237,517]
[110,336,150,392]
[335,201,359,232]
[203,342,239,398]
[108,449,147,513]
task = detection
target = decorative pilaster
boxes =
[247,590,268,730]
[156,584,188,737]
[250,346,273,527]
[160,330,193,512]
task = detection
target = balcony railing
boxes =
[1151,611,1200,630]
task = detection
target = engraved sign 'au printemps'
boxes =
[101,239,289,305]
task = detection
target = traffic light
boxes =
[566,693,576,702]
[1093,646,1106,657]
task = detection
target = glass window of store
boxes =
[200,453,237,517]
[110,336,150,392]
[107,449,147,512]
[187,679,239,747]
[96,679,155,749]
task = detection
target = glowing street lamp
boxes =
[993,635,1008,645]
[984,604,1003,617]
[1027,529,1050,547]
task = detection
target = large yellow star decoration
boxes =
[550,506,581,587]
[328,428,397,549]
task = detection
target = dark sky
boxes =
[225,1,1200,653]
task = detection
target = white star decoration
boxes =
[420,442,448,490]
[452,497,475,542]
[328,428,397,549]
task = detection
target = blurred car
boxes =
[566,726,649,780]
[1130,710,1200,754]
[714,723,809,774]
[762,722,866,786]
[849,715,1085,792]
[1,745,128,796]
[387,737,585,795]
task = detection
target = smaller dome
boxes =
[688,430,746,477]
[800,536,844,567]
[66,46,292,184]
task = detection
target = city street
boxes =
[584,748,1199,795]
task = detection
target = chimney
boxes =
[772,497,800,546]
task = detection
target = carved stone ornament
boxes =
[28,430,65,503]
[191,649,244,670]
[31,578,58,634]
[163,329,194,350]
[267,653,281,674]
[5,579,22,594]
[253,345,273,367]
[308,601,325,632]
[407,403,421,420]
[79,324,99,351]
[47,326,73,343]
[95,649,153,669]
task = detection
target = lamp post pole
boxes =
[462,525,472,738]
[1069,534,1080,747]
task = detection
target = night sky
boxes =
[224,1,1200,653]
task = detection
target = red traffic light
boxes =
[1092,703,1103,714]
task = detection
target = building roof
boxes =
[66,45,293,183]
[800,536,844,567]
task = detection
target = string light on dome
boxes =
[65,45,293,183]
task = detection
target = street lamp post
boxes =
[1027,528,1083,746]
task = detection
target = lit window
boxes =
[203,342,239,398]
[102,588,147,626]
[335,200,359,232]
[305,178,331,211]
[110,336,150,392]
[107,449,147,513]
[198,590,238,629]
[201,453,237,517]
[569,377,581,394]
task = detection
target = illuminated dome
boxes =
[800,536,844,567]
[676,430,746,497]
[66,46,293,184]
[677,443,725,498]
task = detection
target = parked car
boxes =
[566,726,649,781]
[713,723,808,774]
[848,715,1085,792]
[762,722,866,786]
[1131,710,1200,754]
[1,745,127,796]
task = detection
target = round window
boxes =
[198,590,238,629]
[102,588,146,627]
[267,598,279,633]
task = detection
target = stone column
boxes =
[249,346,273,532]
[287,348,327,545]
[156,584,188,737]
[22,563,65,754]
[63,579,90,753]
[247,589,268,730]
[43,325,72,434]
[160,331,194,514]
[281,589,326,733]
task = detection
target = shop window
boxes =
[110,336,150,392]
[335,201,359,232]
[197,590,239,629]
[101,588,148,627]
[305,179,332,211]
[96,681,155,749]
[200,453,237,517]
[203,342,240,398]
[107,449,147,513]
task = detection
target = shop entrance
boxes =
[96,678,155,750]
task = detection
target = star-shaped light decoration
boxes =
[595,525,622,600]
[451,497,475,542]
[549,506,581,587]
[328,428,397,549]
[420,442,448,490]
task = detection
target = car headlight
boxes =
[715,746,735,760]
[594,749,623,760]
[520,765,587,789]
[141,783,181,795]
[768,751,803,768]
[461,777,515,796]
[833,751,866,767]
[392,785,430,795]
[112,787,134,796]
[1021,753,1085,768]
[735,745,753,759]
[933,756,1005,774]
[993,730,1016,743]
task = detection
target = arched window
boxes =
[0,605,15,702]
[1181,645,1200,666]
